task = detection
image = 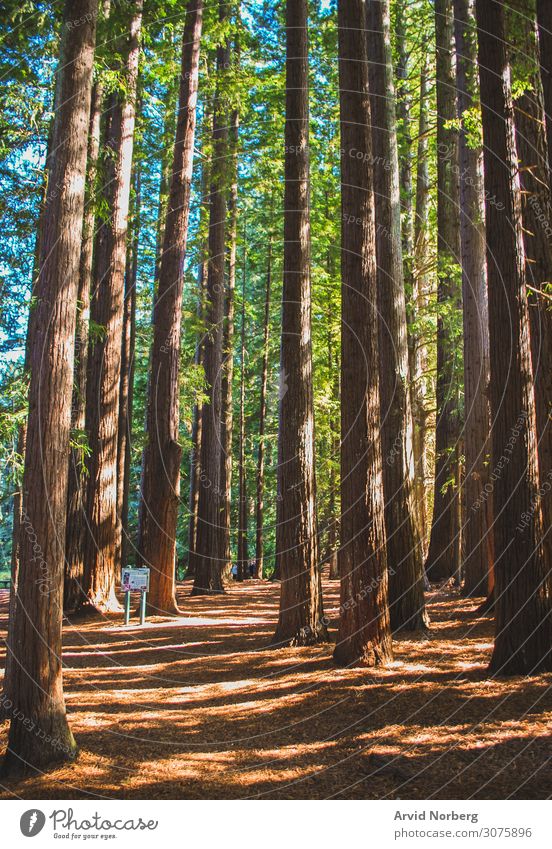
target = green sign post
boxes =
[121,567,150,626]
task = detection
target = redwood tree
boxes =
[425,0,462,582]
[476,0,552,674]
[2,0,97,776]
[272,0,327,646]
[367,0,427,631]
[84,0,143,611]
[137,0,204,614]
[254,237,272,579]
[192,3,231,596]
[334,0,392,667]
[454,0,491,597]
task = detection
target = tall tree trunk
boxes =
[1,0,97,777]
[4,117,54,709]
[425,0,462,582]
[476,0,552,674]
[254,237,272,579]
[334,0,392,667]
[272,0,327,646]
[367,0,427,632]
[220,107,239,583]
[512,4,552,580]
[537,0,552,173]
[64,76,104,614]
[117,162,140,571]
[84,0,142,612]
[192,2,230,596]
[138,0,203,614]
[454,0,491,597]
[237,239,248,582]
[409,56,432,555]
[187,99,212,577]
[395,0,414,263]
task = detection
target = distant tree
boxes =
[2,0,98,776]
[334,0,392,666]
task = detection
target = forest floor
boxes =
[0,573,551,800]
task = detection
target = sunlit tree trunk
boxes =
[476,0,552,674]
[334,0,392,667]
[513,5,552,576]
[367,0,427,632]
[187,97,212,577]
[137,0,203,614]
[1,0,97,776]
[84,0,142,612]
[454,0,491,597]
[272,0,327,646]
[410,56,432,554]
[426,0,462,582]
[64,72,105,614]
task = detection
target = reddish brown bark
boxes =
[454,0,491,598]
[367,0,427,632]
[476,0,552,674]
[192,2,230,596]
[84,1,142,612]
[425,0,462,582]
[137,0,203,614]
[64,77,104,614]
[272,0,327,646]
[334,0,392,666]
[254,238,272,580]
[2,0,97,776]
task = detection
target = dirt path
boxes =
[0,577,551,799]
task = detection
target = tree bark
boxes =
[64,76,104,614]
[367,0,427,632]
[2,0,97,777]
[476,0,552,674]
[117,162,140,572]
[334,0,392,666]
[220,106,239,583]
[237,238,248,581]
[84,0,142,612]
[454,0,491,597]
[425,0,462,582]
[254,237,272,579]
[410,56,432,554]
[272,0,327,646]
[512,3,552,584]
[192,1,230,596]
[137,0,203,614]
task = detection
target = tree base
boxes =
[0,716,77,778]
[391,610,430,635]
[333,638,392,668]
[270,622,329,648]
[190,585,225,597]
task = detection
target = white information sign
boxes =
[121,567,150,592]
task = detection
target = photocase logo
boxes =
[20,809,46,837]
